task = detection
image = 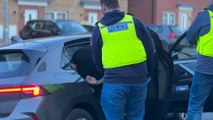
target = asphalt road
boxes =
[203,113,213,120]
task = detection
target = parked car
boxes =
[146,25,186,51]
[146,25,182,44]
[82,24,95,32]
[20,19,88,40]
[0,30,212,120]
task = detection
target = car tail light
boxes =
[30,113,39,120]
[24,113,39,120]
[0,86,42,96]
[169,32,176,39]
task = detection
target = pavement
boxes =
[203,113,213,120]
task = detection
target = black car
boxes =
[0,30,212,120]
[20,19,88,40]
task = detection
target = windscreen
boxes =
[56,21,87,34]
[0,50,44,78]
[170,26,182,35]
[147,25,160,33]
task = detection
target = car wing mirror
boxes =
[11,36,23,43]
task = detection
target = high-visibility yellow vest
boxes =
[197,10,213,57]
[98,14,147,69]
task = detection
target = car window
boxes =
[0,50,44,78]
[83,25,95,32]
[43,22,58,31]
[170,26,182,34]
[171,36,197,60]
[20,25,32,39]
[29,21,45,30]
[147,25,160,33]
[61,46,80,70]
[61,40,89,70]
[56,21,87,34]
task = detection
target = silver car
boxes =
[0,31,212,120]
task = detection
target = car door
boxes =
[42,32,173,120]
[168,33,213,114]
[58,38,105,120]
[144,29,173,120]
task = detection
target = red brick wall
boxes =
[18,5,45,33]
[128,0,206,25]
[128,0,154,24]
[155,0,206,24]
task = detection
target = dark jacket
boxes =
[70,46,103,80]
[186,5,213,75]
[92,10,154,84]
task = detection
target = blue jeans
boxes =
[188,72,213,120]
[101,82,148,120]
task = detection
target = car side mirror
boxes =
[11,36,23,43]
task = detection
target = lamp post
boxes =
[3,0,9,43]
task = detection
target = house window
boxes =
[162,12,176,25]
[45,12,54,20]
[45,11,67,20]
[57,13,66,20]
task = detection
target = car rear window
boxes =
[147,26,160,33]
[170,26,182,34]
[0,50,44,78]
[56,21,87,34]
[29,21,45,30]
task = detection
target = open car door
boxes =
[144,29,173,120]
[167,32,213,119]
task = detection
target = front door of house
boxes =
[180,13,188,31]
[88,12,98,25]
[24,9,38,24]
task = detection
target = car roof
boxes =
[27,19,77,24]
[0,34,91,52]
[146,24,179,27]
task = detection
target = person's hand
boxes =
[85,76,98,85]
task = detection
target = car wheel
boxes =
[166,113,188,120]
[178,113,188,120]
[66,108,94,120]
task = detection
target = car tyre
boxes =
[177,113,188,120]
[166,113,188,120]
[66,108,94,120]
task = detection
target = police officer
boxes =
[91,0,154,119]
[187,0,213,119]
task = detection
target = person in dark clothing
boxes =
[186,0,213,119]
[91,0,155,119]
[70,46,103,85]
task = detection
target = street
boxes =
[203,113,213,120]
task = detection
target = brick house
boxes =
[128,0,207,31]
[0,0,128,43]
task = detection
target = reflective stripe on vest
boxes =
[197,10,213,57]
[98,15,147,69]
